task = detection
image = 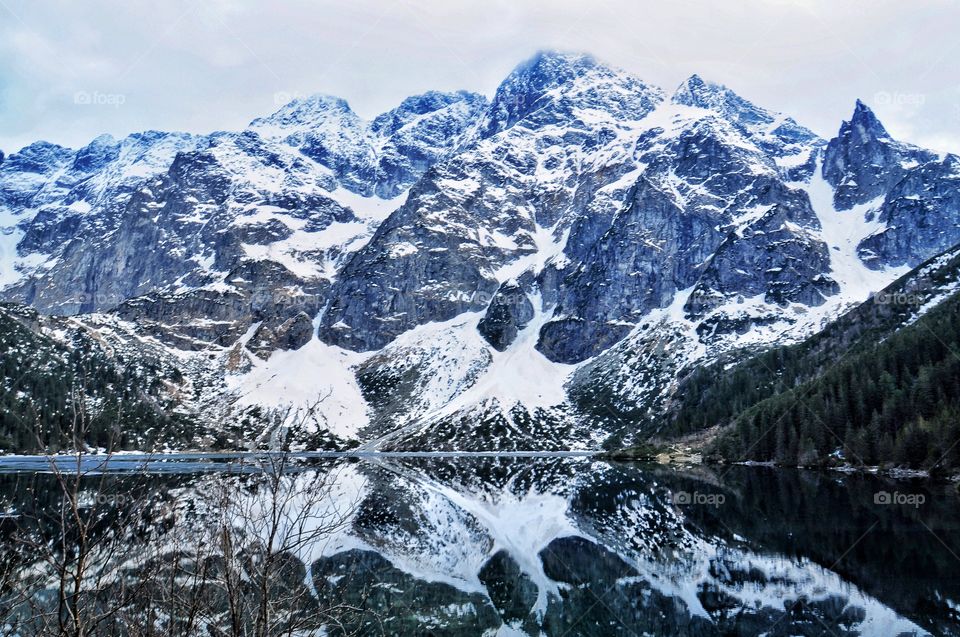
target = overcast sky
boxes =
[1,0,958,154]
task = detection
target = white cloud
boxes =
[0,0,958,154]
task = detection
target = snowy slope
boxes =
[2,51,959,452]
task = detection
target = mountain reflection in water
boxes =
[0,455,957,636]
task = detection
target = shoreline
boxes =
[2,450,957,484]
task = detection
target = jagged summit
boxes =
[370,90,486,136]
[670,74,821,166]
[848,98,892,140]
[3,140,74,168]
[672,73,774,127]
[70,134,121,173]
[477,50,662,139]
[254,93,353,120]
[248,93,360,140]
[514,49,599,80]
[478,50,597,137]
[825,99,894,169]
[86,133,118,146]
[823,99,939,210]
[821,100,960,269]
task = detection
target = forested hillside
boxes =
[647,245,960,471]
[711,291,960,470]
[0,304,197,452]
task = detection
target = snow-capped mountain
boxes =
[823,99,960,268]
[1,51,959,452]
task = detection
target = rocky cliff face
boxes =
[250,90,488,198]
[823,100,960,270]
[0,91,486,316]
[317,52,665,351]
[1,51,958,452]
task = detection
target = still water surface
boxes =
[0,454,957,636]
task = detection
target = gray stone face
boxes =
[4,139,339,315]
[535,109,833,363]
[857,154,960,269]
[672,74,822,182]
[537,177,715,363]
[822,100,960,271]
[0,92,486,352]
[316,175,505,351]
[478,282,535,351]
[248,311,315,359]
[684,189,838,317]
[318,52,665,352]
[3,52,960,453]
[823,100,936,210]
[371,90,490,198]
[114,290,254,350]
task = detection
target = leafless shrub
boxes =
[1,389,374,636]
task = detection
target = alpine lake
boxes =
[0,453,957,636]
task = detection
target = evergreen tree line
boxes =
[646,248,960,471]
[710,292,960,470]
[0,308,194,453]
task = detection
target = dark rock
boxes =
[539,535,637,584]
[478,550,539,622]
[312,549,500,635]
[857,154,960,269]
[823,100,936,210]
[478,282,535,350]
[248,311,314,358]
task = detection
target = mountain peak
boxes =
[846,99,890,140]
[71,134,121,173]
[293,93,352,111]
[3,140,75,174]
[672,74,774,128]
[248,93,358,134]
[823,99,936,209]
[524,49,597,72]
[479,50,658,138]
[89,133,117,146]
[370,90,487,136]
[673,73,710,97]
[499,49,599,96]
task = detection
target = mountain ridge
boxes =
[1,51,959,454]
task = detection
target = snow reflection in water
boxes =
[0,455,956,636]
